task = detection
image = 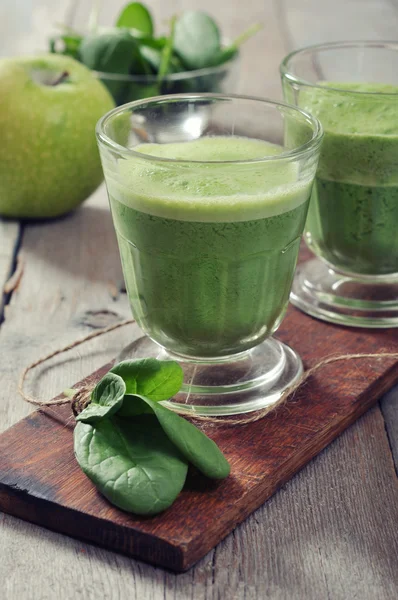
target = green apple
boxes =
[0,54,115,219]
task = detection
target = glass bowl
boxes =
[94,54,240,105]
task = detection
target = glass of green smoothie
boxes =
[281,41,398,328]
[96,94,322,415]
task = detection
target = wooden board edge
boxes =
[1,361,397,572]
[0,484,187,573]
[181,362,398,568]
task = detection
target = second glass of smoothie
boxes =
[281,42,398,328]
[97,95,322,415]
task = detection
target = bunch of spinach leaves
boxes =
[73,358,230,516]
[49,2,261,105]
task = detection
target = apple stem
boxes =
[51,71,70,86]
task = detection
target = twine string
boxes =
[189,351,398,425]
[17,319,398,426]
[18,318,134,409]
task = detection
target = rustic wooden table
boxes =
[1,1,398,598]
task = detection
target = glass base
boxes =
[291,257,398,328]
[118,336,303,416]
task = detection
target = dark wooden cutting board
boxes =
[0,252,397,571]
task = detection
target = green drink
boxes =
[301,82,398,276]
[97,95,321,415]
[108,137,311,357]
[281,41,398,327]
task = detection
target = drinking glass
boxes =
[281,41,398,327]
[96,94,322,415]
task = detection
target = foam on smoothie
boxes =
[107,136,311,222]
[300,82,398,185]
[301,82,398,135]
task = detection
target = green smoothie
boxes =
[301,82,398,275]
[107,137,311,357]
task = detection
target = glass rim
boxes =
[93,53,239,83]
[280,40,398,96]
[96,93,323,165]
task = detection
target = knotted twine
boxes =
[18,318,134,416]
[18,318,398,426]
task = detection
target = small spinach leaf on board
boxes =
[111,358,183,400]
[117,394,152,417]
[111,358,183,417]
[74,416,188,515]
[135,396,230,479]
[173,11,221,70]
[116,2,154,36]
[76,372,126,424]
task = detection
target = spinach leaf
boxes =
[79,30,138,99]
[111,358,183,417]
[129,42,153,75]
[140,45,162,72]
[139,36,167,50]
[116,2,154,37]
[173,11,221,70]
[76,372,126,424]
[135,396,230,479]
[72,357,230,516]
[74,416,188,515]
[111,358,183,401]
[79,30,136,74]
[209,47,237,68]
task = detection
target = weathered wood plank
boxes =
[0,190,132,434]
[1,406,397,599]
[1,308,396,571]
[207,407,398,600]
[381,389,398,474]
[0,222,20,319]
